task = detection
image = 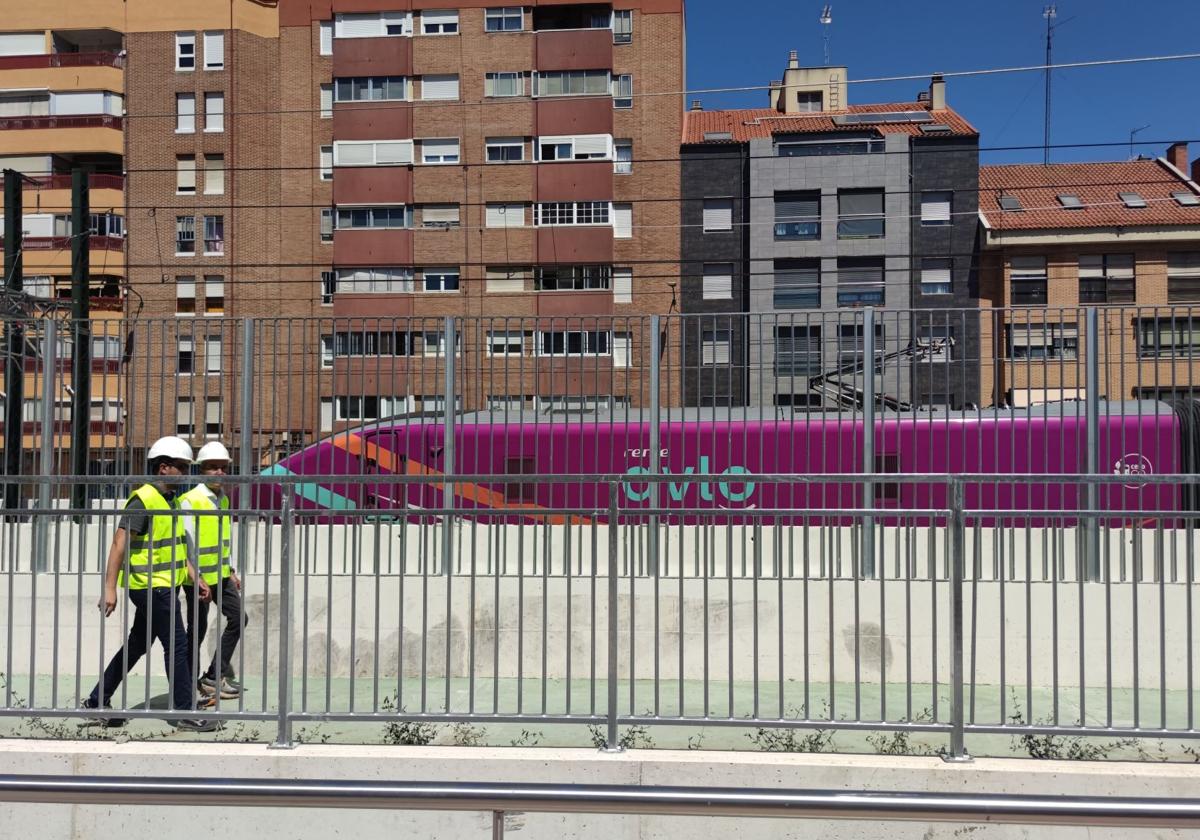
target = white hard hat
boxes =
[195,441,231,464]
[147,436,194,463]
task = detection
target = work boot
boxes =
[199,674,240,699]
[172,718,221,733]
[80,697,127,728]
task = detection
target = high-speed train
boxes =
[253,400,1200,525]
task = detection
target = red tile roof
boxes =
[979,159,1200,232]
[681,101,978,144]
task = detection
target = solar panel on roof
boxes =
[1057,194,1083,209]
[1119,192,1147,208]
[998,194,1022,211]
[1174,191,1200,207]
[918,123,952,134]
[702,131,733,141]
[832,111,933,126]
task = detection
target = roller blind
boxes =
[421,75,459,100]
[613,267,632,303]
[612,203,631,238]
[702,199,732,231]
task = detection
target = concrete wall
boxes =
[2,740,1199,840]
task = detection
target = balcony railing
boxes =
[1,173,124,190]
[0,51,124,71]
[0,114,122,131]
[0,235,124,251]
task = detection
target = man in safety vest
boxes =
[82,436,219,731]
[180,441,248,702]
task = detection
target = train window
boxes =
[873,453,900,502]
[505,457,537,502]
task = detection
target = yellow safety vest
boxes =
[180,485,232,586]
[119,484,188,590]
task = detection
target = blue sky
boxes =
[684,0,1200,165]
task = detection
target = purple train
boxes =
[257,401,1195,525]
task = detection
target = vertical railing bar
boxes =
[271,494,294,749]
[603,484,622,752]
[944,478,970,762]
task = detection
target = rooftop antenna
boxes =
[1129,123,1150,159]
[1042,5,1056,165]
[820,5,833,66]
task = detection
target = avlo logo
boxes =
[622,455,756,505]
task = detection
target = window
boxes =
[485,8,524,32]
[177,338,194,373]
[916,325,953,362]
[536,134,611,161]
[334,11,411,38]
[795,91,822,112]
[176,276,196,316]
[612,331,631,367]
[203,215,224,254]
[837,189,884,238]
[23,276,51,298]
[702,198,733,232]
[176,216,195,255]
[334,76,408,102]
[613,267,632,303]
[204,276,224,315]
[614,140,632,174]
[535,265,610,291]
[702,330,731,365]
[319,146,333,180]
[921,191,952,225]
[335,396,409,421]
[1057,194,1083,209]
[702,263,733,301]
[536,201,610,226]
[1173,192,1200,207]
[486,330,527,356]
[421,138,460,164]
[538,330,610,356]
[837,257,885,307]
[204,338,222,374]
[420,330,458,357]
[334,206,411,229]
[612,9,632,43]
[176,93,195,132]
[774,260,820,308]
[321,270,335,303]
[777,136,884,156]
[1168,252,1200,302]
[319,83,333,118]
[612,203,631,238]
[334,267,414,294]
[1078,253,1134,304]
[331,331,414,357]
[1119,192,1147,209]
[334,139,413,166]
[176,399,194,435]
[319,20,333,54]
[320,335,334,366]
[176,155,196,194]
[485,203,526,228]
[203,31,224,70]
[1010,256,1047,305]
[421,10,459,34]
[423,268,459,292]
[838,323,884,368]
[774,191,820,240]
[612,74,632,108]
[421,205,460,228]
[486,137,524,162]
[533,70,609,97]
[775,325,821,377]
[1008,322,1078,360]
[486,267,530,292]
[421,74,459,100]
[920,258,952,295]
[484,72,524,98]
[320,209,334,242]
[176,32,196,71]
[204,92,224,132]
[998,194,1023,212]
[204,154,225,195]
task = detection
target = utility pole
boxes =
[70,168,90,510]
[1042,5,1056,165]
[3,169,23,510]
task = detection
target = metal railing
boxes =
[0,114,122,131]
[0,52,124,71]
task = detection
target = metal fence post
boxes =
[34,319,56,571]
[442,316,456,576]
[603,486,623,752]
[271,494,295,749]
[944,478,971,762]
[238,318,254,575]
[862,307,876,579]
[647,315,660,577]
[1083,306,1101,583]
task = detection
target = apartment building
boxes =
[0,3,127,472]
[680,54,980,410]
[978,143,1200,406]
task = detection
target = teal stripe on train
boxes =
[260,464,359,510]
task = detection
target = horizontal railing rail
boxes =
[0,51,124,70]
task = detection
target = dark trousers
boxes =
[87,587,194,711]
[183,576,246,682]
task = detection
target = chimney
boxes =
[929,74,946,110]
[1167,142,1189,173]
[788,49,799,69]
[690,99,702,111]
[768,80,782,110]
[1192,157,1200,185]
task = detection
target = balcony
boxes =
[1,235,125,252]
[0,114,122,131]
[0,52,124,71]
[8,173,125,190]
[534,29,613,72]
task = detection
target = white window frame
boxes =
[920,190,952,225]
[320,209,334,243]
[319,145,333,180]
[204,337,222,375]
[485,137,525,163]
[333,76,409,103]
[486,330,527,357]
[176,155,196,195]
[203,214,224,255]
[422,268,460,293]
[537,330,612,357]
[614,139,632,174]
[612,331,632,367]
[334,12,412,38]
[612,9,632,43]
[334,205,411,230]
[321,271,335,304]
[702,330,731,365]
[484,72,524,98]
[203,154,224,195]
[533,70,610,97]
[702,263,733,300]
[613,267,632,304]
[485,203,526,228]
[702,198,733,232]
[175,216,195,256]
[203,92,224,133]
[919,258,953,295]
[536,134,612,161]
[421,138,460,165]
[420,10,459,35]
[535,201,611,227]
[421,204,460,228]
[203,31,224,70]
[333,139,414,167]
[175,32,196,71]
[485,267,529,292]
[612,203,632,239]
[334,267,414,294]
[420,74,460,101]
[175,93,195,133]
[612,73,632,108]
[175,275,196,317]
[319,83,333,119]
[319,20,333,55]
[176,398,194,433]
[484,7,524,32]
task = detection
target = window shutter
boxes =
[703,198,732,231]
[319,21,333,54]
[203,31,224,68]
[486,269,527,292]
[336,14,383,37]
[176,277,196,299]
[486,204,525,228]
[423,205,460,224]
[704,334,730,365]
[422,138,459,159]
[204,155,224,194]
[573,134,611,157]
[177,157,196,191]
[421,75,459,100]
[204,92,223,130]
[374,140,412,164]
[0,33,45,56]
[774,193,819,221]
[1169,252,1200,276]
[319,84,333,117]
[319,146,333,172]
[1010,256,1047,279]
[839,261,884,286]
[613,267,632,303]
[204,277,224,299]
[421,9,457,25]
[612,203,632,238]
[612,333,631,368]
[921,264,951,286]
[702,264,733,300]
[334,142,375,166]
[921,191,952,223]
[840,190,883,216]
